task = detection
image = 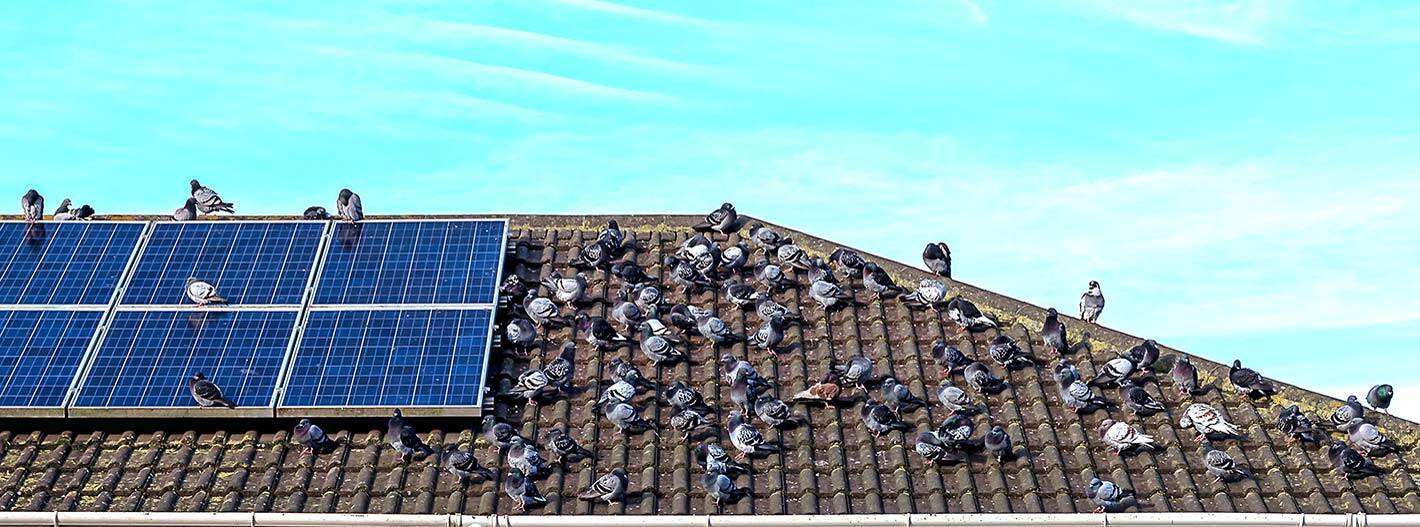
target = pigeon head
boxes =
[58,198,71,208]
[392,409,403,418]
[1231,359,1243,370]
[727,411,745,428]
[1326,441,1346,458]
[192,372,206,381]
[1088,478,1103,492]
[720,353,736,369]
[24,189,39,200]
[297,418,312,429]
[339,188,353,199]
[189,180,201,191]
[607,220,619,229]
[1046,308,1058,317]
[1143,339,1158,348]
[720,202,733,210]
[1375,384,1393,399]
[1088,280,1100,288]
[1178,415,1193,429]
[1098,419,1117,435]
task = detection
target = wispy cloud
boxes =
[546,0,722,29]
[376,51,683,104]
[405,19,716,77]
[1065,0,1279,45]
[956,0,989,25]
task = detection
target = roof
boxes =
[0,213,1416,516]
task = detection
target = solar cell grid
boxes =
[314,220,505,305]
[0,222,144,305]
[73,310,295,408]
[281,308,491,408]
[0,310,103,407]
[122,222,324,306]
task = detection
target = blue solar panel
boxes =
[122,222,324,306]
[0,310,103,407]
[0,222,144,305]
[73,310,295,408]
[313,220,505,305]
[281,309,491,408]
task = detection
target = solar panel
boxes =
[0,310,103,409]
[72,310,296,411]
[313,220,506,305]
[0,222,144,305]
[121,222,325,306]
[280,308,492,411]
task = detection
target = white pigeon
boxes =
[185,277,227,305]
[1178,403,1243,441]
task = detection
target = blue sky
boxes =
[3,1,1418,417]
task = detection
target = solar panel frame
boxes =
[0,220,148,307]
[0,309,107,417]
[310,219,509,307]
[119,220,328,308]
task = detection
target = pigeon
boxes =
[1088,356,1135,388]
[579,468,628,504]
[725,280,759,308]
[632,283,665,312]
[1228,359,1277,398]
[386,409,434,462]
[831,356,875,394]
[1087,477,1136,513]
[747,222,788,250]
[503,469,547,512]
[1328,396,1366,430]
[640,324,687,365]
[172,198,197,221]
[753,294,804,325]
[189,179,234,213]
[189,372,237,408]
[729,376,756,415]
[1367,384,1394,414]
[184,277,228,306]
[441,445,495,484]
[663,381,711,413]
[1053,359,1081,386]
[930,340,973,377]
[696,312,744,345]
[481,415,521,453]
[719,241,751,276]
[695,441,750,477]
[669,409,713,441]
[901,279,949,310]
[880,376,926,415]
[1179,403,1244,441]
[752,256,795,293]
[336,188,363,222]
[808,279,859,310]
[1328,441,1385,480]
[804,256,836,285]
[608,356,653,391]
[988,335,1040,370]
[1202,440,1251,482]
[20,189,43,223]
[669,303,712,333]
[935,413,984,453]
[543,428,592,464]
[861,262,907,299]
[1275,405,1327,445]
[791,370,843,405]
[1170,355,1201,395]
[598,380,638,406]
[501,274,531,304]
[597,220,628,254]
[503,367,558,405]
[749,315,789,353]
[503,318,538,352]
[775,243,813,271]
[603,400,658,435]
[915,431,965,465]
[302,206,330,220]
[727,411,778,459]
[1099,419,1158,455]
[964,362,1006,395]
[522,296,567,328]
[54,201,94,221]
[1041,308,1069,356]
[577,314,631,350]
[1343,418,1403,458]
[1118,379,1166,416]
[542,272,591,305]
[610,260,651,284]
[860,400,912,438]
[754,394,803,428]
[946,296,997,333]
[609,292,647,333]
[1062,380,1112,414]
[830,248,868,274]
[1122,339,1162,372]
[693,202,738,234]
[292,418,339,455]
[922,242,951,278]
[507,436,548,478]
[1079,281,1104,322]
[984,424,1016,463]
[574,241,612,270]
[543,342,575,387]
[73,204,95,220]
[701,472,747,506]
[936,382,979,415]
[50,198,70,221]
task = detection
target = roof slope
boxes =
[0,213,1416,515]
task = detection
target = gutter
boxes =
[0,513,1413,527]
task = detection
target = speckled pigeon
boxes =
[693,202,738,234]
[930,340,973,377]
[190,179,234,213]
[964,362,1006,395]
[1202,440,1251,482]
[1328,441,1385,480]
[1275,405,1327,445]
[20,189,43,223]
[1099,419,1157,455]
[579,468,629,504]
[922,242,951,278]
[1179,403,1244,441]
[543,428,592,464]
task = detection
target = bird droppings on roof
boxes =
[0,211,1417,516]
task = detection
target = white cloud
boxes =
[545,0,722,29]
[956,0,989,25]
[1064,0,1280,45]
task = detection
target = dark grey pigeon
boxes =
[725,279,758,307]
[481,415,521,453]
[880,376,926,415]
[1368,384,1394,414]
[573,241,612,270]
[543,342,575,387]
[1119,379,1166,416]
[946,296,997,333]
[1087,477,1136,513]
[1121,339,1161,372]
[189,372,236,408]
[1328,441,1384,480]
[336,188,363,222]
[829,248,867,274]
[930,340,973,377]
[701,472,747,506]
[190,179,234,213]
[1041,308,1068,356]
[692,202,738,234]
[984,424,1017,463]
[543,428,592,464]
[72,204,94,220]
[922,242,951,278]
[610,260,651,284]
[579,468,628,504]
[1170,355,1200,395]
[1275,405,1327,445]
[1079,281,1104,323]
[292,418,339,454]
[860,400,912,439]
[441,444,495,484]
[386,409,433,462]
[1229,359,1277,398]
[748,314,788,353]
[915,431,965,465]
[862,262,907,299]
[747,222,788,250]
[303,206,330,220]
[831,355,875,394]
[1202,440,1251,482]
[754,393,803,429]
[172,197,197,221]
[1328,395,1366,430]
[503,468,547,512]
[609,291,646,333]
[964,362,1006,395]
[988,334,1040,370]
[503,318,538,352]
[51,199,74,221]
[597,220,627,254]
[577,313,631,350]
[21,189,43,223]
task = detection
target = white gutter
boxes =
[0,513,1413,527]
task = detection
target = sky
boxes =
[2,1,1418,418]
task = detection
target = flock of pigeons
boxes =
[14,191,1412,513]
[19,182,365,224]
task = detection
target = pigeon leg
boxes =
[734,451,747,461]
[1094,506,1105,513]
